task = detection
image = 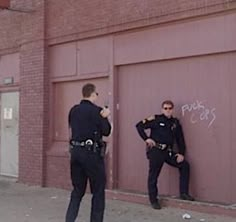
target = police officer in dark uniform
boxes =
[136,100,194,210]
[66,83,111,222]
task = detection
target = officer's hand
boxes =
[100,107,111,118]
[175,153,184,163]
[145,138,156,147]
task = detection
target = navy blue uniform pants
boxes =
[147,148,190,204]
[66,148,106,222]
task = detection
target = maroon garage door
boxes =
[116,53,236,204]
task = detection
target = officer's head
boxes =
[161,100,174,118]
[82,83,98,103]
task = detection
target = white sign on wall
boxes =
[3,108,13,120]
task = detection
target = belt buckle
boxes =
[85,139,93,145]
[159,144,166,150]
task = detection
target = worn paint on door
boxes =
[0,92,19,177]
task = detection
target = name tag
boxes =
[160,123,165,126]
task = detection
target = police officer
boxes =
[66,83,111,222]
[136,100,194,210]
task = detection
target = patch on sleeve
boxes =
[147,116,155,121]
[142,115,155,124]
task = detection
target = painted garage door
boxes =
[116,53,236,204]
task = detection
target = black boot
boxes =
[151,200,161,209]
[180,193,195,201]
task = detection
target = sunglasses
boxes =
[163,107,173,110]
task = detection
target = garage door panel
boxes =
[117,53,234,203]
[53,78,109,141]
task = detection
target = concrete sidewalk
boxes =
[0,177,235,222]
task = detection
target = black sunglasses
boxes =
[163,107,173,110]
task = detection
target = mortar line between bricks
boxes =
[47,1,236,42]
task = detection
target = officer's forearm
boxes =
[136,123,148,141]
[101,119,111,136]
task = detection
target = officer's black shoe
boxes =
[180,193,195,201]
[151,201,161,210]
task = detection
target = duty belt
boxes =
[156,143,172,150]
[70,139,100,152]
[70,139,95,147]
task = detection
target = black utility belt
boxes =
[70,140,99,151]
[70,139,96,147]
[70,140,107,157]
[155,143,172,150]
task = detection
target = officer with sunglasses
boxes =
[66,83,111,222]
[136,100,194,210]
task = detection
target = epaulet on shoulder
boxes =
[147,115,155,121]
[142,115,155,123]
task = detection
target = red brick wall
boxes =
[47,0,236,43]
[19,40,49,185]
[46,155,71,189]
[0,0,21,52]
[2,0,235,52]
[0,0,45,52]
[0,1,49,186]
[0,0,236,189]
[1,0,236,52]
[17,0,49,186]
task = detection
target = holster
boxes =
[94,140,107,158]
[99,140,107,158]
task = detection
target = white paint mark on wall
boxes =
[181,100,216,128]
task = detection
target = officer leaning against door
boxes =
[136,100,194,210]
[66,83,111,222]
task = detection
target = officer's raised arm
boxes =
[136,116,156,141]
[99,107,112,136]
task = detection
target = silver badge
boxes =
[171,123,176,130]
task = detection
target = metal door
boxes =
[0,92,19,177]
[117,53,234,203]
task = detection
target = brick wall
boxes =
[1,0,236,52]
[17,0,49,186]
[0,0,236,188]
[0,0,22,52]
[0,1,49,185]
[47,0,236,44]
[19,40,49,185]
[46,155,71,189]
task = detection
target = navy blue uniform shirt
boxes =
[136,114,186,155]
[68,100,111,142]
